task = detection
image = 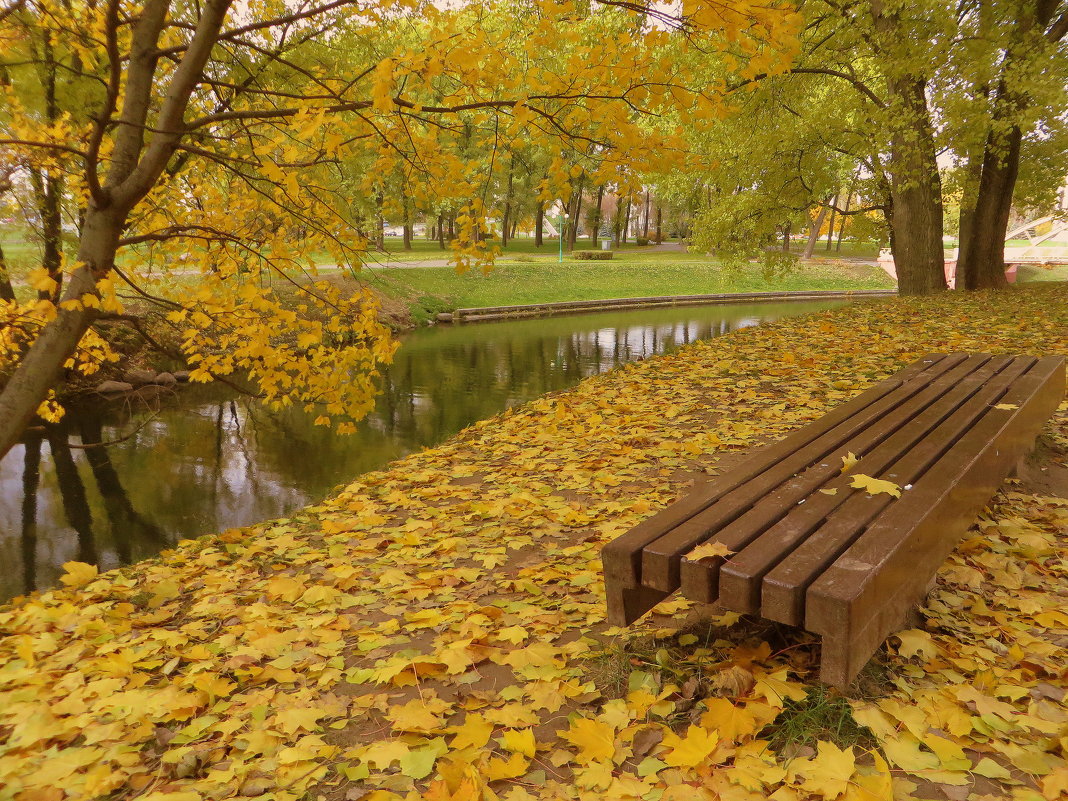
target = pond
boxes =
[0,298,851,601]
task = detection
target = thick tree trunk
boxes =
[885,76,946,296]
[437,214,445,249]
[655,205,663,244]
[0,206,120,458]
[642,191,651,238]
[955,150,983,278]
[959,127,1020,290]
[534,201,544,247]
[782,222,791,252]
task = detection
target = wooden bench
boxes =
[602,353,1066,687]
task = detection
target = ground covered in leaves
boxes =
[2,285,1067,801]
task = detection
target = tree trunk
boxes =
[655,206,662,244]
[535,201,544,247]
[642,191,651,238]
[501,158,514,248]
[958,127,1020,290]
[568,174,585,251]
[0,206,120,459]
[803,203,829,259]
[782,222,791,252]
[437,214,445,249]
[0,240,15,301]
[591,185,604,247]
[955,149,983,277]
[374,191,385,249]
[621,198,631,243]
[835,194,851,251]
[401,192,412,251]
[885,77,946,295]
[448,212,456,240]
[825,194,838,250]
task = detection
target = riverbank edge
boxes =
[438,288,897,323]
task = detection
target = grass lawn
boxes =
[1018,263,1068,282]
[363,258,895,312]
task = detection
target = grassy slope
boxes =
[365,260,896,311]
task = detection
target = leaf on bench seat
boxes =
[849,474,902,498]
[840,452,859,473]
[687,541,734,561]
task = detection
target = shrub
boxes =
[571,250,614,260]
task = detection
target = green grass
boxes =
[1017,263,1068,283]
[362,259,895,310]
[362,236,676,262]
[0,223,48,276]
[761,686,877,754]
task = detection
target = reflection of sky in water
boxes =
[0,298,851,601]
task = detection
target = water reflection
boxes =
[0,299,847,600]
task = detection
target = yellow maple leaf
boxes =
[59,561,98,588]
[687,540,734,561]
[449,714,494,750]
[662,725,719,768]
[484,752,528,781]
[273,706,326,735]
[501,727,536,758]
[993,403,1019,410]
[387,698,446,733]
[849,474,901,498]
[561,717,616,763]
[797,741,856,798]
[840,452,859,473]
[893,629,938,660]
[699,698,762,744]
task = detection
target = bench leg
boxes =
[606,585,671,626]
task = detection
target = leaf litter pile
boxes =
[3,284,1068,801]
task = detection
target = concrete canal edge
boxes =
[435,289,897,323]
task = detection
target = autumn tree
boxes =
[0,0,801,458]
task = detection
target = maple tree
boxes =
[0,0,802,457]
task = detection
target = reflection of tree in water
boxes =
[10,421,172,596]
[20,434,42,595]
[374,317,742,443]
[78,418,166,563]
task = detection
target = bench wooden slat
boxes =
[804,356,1065,687]
[601,352,957,624]
[637,353,973,593]
[675,354,1007,606]
[756,354,1035,625]
[700,354,1022,616]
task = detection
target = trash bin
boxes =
[601,239,612,251]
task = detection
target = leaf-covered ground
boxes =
[2,285,1067,801]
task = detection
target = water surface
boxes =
[0,299,848,601]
